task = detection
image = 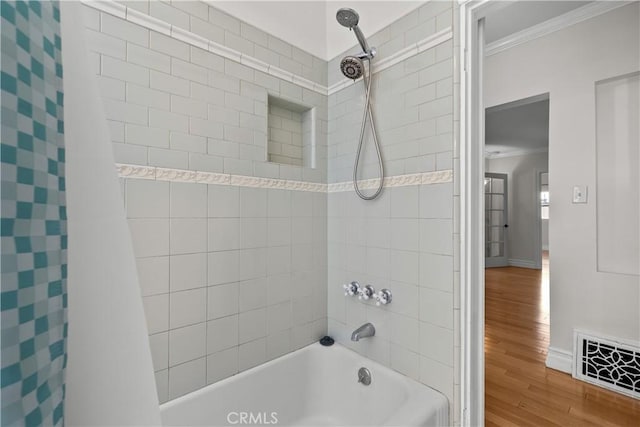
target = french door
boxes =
[485,173,508,267]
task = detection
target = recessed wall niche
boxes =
[267,95,315,168]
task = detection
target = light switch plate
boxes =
[572,185,588,203]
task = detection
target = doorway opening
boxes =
[483,94,550,423]
[484,94,549,270]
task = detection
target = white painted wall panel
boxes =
[595,73,640,276]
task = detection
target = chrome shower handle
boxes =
[374,289,392,306]
[343,281,361,297]
[358,285,375,300]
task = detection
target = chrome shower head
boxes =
[336,8,375,59]
[340,56,364,80]
[336,8,359,28]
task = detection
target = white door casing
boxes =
[459,1,490,425]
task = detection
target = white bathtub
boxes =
[160,343,448,426]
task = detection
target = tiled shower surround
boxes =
[326,1,459,419]
[124,180,327,401]
[83,0,460,423]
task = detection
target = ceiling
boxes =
[209,1,423,61]
[485,97,549,157]
[209,1,597,64]
[483,1,592,44]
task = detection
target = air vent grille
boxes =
[573,331,640,399]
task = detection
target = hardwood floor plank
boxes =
[487,398,555,426]
[485,256,640,426]
[485,410,525,427]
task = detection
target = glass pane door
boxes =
[485,173,508,267]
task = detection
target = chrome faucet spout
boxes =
[351,323,375,341]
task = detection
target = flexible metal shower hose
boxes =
[353,59,384,200]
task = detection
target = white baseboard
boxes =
[508,259,538,269]
[546,346,573,374]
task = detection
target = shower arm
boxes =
[352,26,376,59]
[352,26,369,54]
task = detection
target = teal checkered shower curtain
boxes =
[1,1,68,425]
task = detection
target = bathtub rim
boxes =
[159,341,449,422]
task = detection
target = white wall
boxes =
[211,1,424,60]
[485,4,640,358]
[542,220,549,251]
[486,152,548,268]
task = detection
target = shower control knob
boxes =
[374,289,392,306]
[358,285,375,300]
[343,281,360,297]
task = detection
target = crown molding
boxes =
[485,1,633,57]
[81,1,451,97]
[116,164,453,192]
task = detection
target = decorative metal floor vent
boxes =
[573,330,640,399]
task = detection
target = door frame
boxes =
[459,1,504,425]
[534,169,549,269]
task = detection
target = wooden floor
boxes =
[485,254,640,426]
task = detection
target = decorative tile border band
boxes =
[327,170,453,192]
[81,1,452,97]
[116,164,452,192]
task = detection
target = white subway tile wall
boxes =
[89,1,459,423]
[126,180,327,402]
[327,2,453,184]
[327,183,455,404]
[325,1,458,423]
[85,1,328,184]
